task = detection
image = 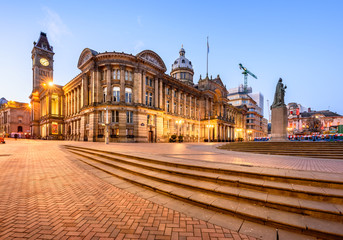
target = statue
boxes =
[270,78,288,141]
[271,78,287,109]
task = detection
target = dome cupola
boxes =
[170,45,194,86]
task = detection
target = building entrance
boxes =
[148,131,154,143]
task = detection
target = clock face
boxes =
[40,58,49,66]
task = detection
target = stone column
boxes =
[189,96,192,118]
[171,89,175,113]
[80,115,85,141]
[65,93,68,116]
[154,77,158,108]
[59,95,63,117]
[177,90,181,115]
[73,89,76,114]
[90,69,96,104]
[183,94,186,116]
[120,66,125,103]
[159,79,163,109]
[142,71,146,104]
[78,86,81,112]
[134,69,142,104]
[119,110,126,142]
[106,65,112,102]
[82,75,88,107]
[194,98,197,119]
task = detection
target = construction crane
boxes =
[239,63,257,93]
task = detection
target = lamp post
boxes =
[206,124,214,142]
[247,129,253,141]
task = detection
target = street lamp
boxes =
[206,124,214,142]
[176,120,183,136]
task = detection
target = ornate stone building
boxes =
[0,98,30,137]
[30,32,242,142]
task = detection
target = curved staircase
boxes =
[64,145,343,239]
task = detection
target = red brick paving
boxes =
[0,140,257,240]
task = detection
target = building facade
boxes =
[30,32,242,142]
[0,98,30,137]
[287,102,343,135]
[227,85,267,140]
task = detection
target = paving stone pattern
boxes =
[0,140,257,240]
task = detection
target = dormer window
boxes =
[182,60,185,63]
[42,44,47,50]
[174,60,178,64]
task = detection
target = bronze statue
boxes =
[271,78,287,109]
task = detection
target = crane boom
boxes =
[238,63,257,92]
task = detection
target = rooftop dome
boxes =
[171,45,193,71]
[0,97,8,106]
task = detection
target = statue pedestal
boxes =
[271,105,288,142]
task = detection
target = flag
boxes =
[207,37,209,53]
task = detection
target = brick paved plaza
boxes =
[0,139,258,240]
[1,139,342,240]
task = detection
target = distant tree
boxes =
[305,116,322,133]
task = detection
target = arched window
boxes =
[125,88,132,103]
[113,87,120,102]
[18,126,23,132]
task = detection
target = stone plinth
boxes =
[271,105,288,142]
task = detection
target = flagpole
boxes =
[206,36,209,77]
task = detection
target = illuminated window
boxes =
[113,87,120,102]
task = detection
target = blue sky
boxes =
[1,1,342,118]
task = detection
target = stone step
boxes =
[68,150,343,240]
[68,148,343,221]
[65,145,343,189]
[219,142,343,159]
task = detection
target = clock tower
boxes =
[30,32,55,138]
[31,32,54,91]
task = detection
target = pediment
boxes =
[78,48,98,69]
[136,50,167,72]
